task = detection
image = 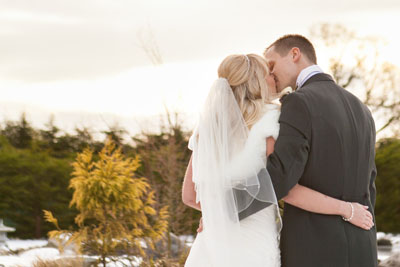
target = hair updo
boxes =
[218,54,273,129]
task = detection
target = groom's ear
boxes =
[290,47,301,63]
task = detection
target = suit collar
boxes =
[279,73,335,103]
[296,65,324,88]
[299,73,335,89]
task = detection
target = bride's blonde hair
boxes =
[218,54,274,129]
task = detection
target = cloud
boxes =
[0,9,151,82]
[0,0,399,82]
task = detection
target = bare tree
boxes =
[137,24,164,66]
[310,23,400,137]
[132,111,199,262]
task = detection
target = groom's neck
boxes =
[294,62,315,88]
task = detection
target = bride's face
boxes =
[265,72,277,95]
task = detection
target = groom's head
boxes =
[264,34,317,92]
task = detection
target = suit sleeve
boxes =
[369,115,377,209]
[267,92,311,200]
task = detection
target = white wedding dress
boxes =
[185,104,282,267]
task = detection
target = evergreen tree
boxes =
[375,138,400,233]
[102,125,127,149]
[38,116,60,150]
[38,118,100,158]
[0,136,74,238]
[1,113,35,149]
[44,139,168,266]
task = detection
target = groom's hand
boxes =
[197,217,203,232]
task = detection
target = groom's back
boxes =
[299,76,375,201]
[274,73,378,267]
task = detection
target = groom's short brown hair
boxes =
[265,34,317,64]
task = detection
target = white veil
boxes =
[190,78,279,265]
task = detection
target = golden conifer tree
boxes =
[44,138,168,266]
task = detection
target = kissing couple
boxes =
[182,34,378,267]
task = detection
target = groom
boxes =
[265,34,378,267]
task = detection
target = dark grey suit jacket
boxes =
[267,73,378,267]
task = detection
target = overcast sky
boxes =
[0,0,399,136]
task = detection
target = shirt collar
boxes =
[296,65,323,89]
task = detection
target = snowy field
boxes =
[0,233,398,266]
[0,239,142,267]
[377,232,400,262]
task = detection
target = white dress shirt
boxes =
[296,65,323,89]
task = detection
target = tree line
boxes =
[0,113,200,240]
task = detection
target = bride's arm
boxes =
[267,137,374,230]
[182,154,201,211]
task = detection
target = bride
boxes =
[182,54,374,267]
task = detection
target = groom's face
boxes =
[264,46,296,92]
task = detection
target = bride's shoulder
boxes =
[257,104,281,123]
[263,103,280,112]
[249,104,281,139]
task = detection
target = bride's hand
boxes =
[343,202,374,230]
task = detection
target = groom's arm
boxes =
[267,92,311,200]
[369,116,377,209]
[369,164,377,209]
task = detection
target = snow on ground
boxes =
[0,248,59,266]
[19,247,60,261]
[0,238,142,267]
[0,233,399,266]
[0,250,141,267]
[378,232,400,262]
[2,240,48,252]
[178,235,194,247]
[0,241,58,267]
